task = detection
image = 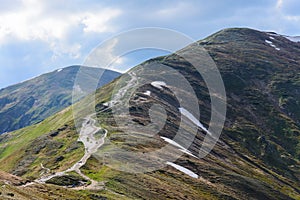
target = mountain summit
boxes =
[0,65,120,134]
[0,28,299,199]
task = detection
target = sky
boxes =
[0,0,300,89]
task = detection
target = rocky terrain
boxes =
[0,28,299,199]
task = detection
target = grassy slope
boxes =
[0,78,117,175]
[0,28,299,199]
[81,28,300,199]
[0,107,85,178]
[0,65,120,134]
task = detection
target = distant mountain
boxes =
[0,28,299,199]
[0,65,120,134]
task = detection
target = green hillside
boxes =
[0,65,120,134]
[0,28,299,200]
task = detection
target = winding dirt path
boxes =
[23,72,137,188]
[22,115,107,189]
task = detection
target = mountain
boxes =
[0,65,121,134]
[0,28,299,200]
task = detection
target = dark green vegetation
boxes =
[0,65,120,134]
[45,173,88,187]
[0,28,299,199]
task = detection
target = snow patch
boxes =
[265,40,272,44]
[269,36,275,40]
[57,69,62,72]
[151,81,166,89]
[179,149,197,158]
[160,136,197,158]
[265,40,280,51]
[267,33,278,37]
[267,32,300,43]
[161,136,187,150]
[143,91,151,96]
[285,36,300,43]
[166,162,199,178]
[179,107,211,135]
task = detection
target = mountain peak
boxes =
[0,65,121,134]
[200,28,266,43]
[200,27,300,47]
[0,28,299,199]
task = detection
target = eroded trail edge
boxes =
[23,115,107,189]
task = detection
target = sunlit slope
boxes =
[0,28,299,199]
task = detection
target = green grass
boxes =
[0,28,300,199]
[0,107,76,173]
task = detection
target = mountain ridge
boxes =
[0,28,299,199]
[0,65,121,134]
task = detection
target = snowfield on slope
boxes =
[179,107,211,135]
[166,162,199,178]
[265,39,280,51]
[151,81,166,89]
[160,136,197,158]
[285,36,300,43]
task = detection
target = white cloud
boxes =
[155,2,196,20]
[284,15,300,21]
[0,2,121,42]
[0,0,62,42]
[276,0,283,9]
[0,1,122,60]
[275,0,300,21]
[1,0,300,89]
[80,9,122,33]
[51,42,82,61]
[84,38,125,71]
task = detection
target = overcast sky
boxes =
[0,0,299,88]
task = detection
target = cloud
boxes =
[0,0,122,59]
[81,9,122,33]
[84,38,125,72]
[0,1,122,42]
[51,42,82,61]
[155,2,196,20]
[0,0,65,42]
[276,0,300,20]
[276,0,283,9]
[1,0,300,89]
